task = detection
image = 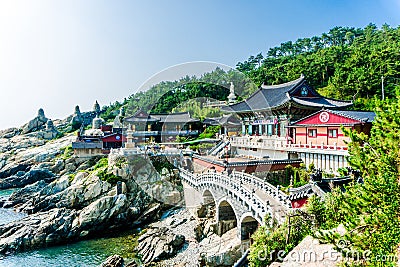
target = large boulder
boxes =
[0,207,77,254]
[0,128,20,139]
[71,194,129,232]
[136,226,185,264]
[0,168,55,190]
[100,255,124,267]
[22,108,48,134]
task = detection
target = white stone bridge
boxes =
[179,168,292,240]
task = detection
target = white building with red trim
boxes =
[288,109,375,172]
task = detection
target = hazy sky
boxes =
[0,0,399,129]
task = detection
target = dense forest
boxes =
[100,68,255,122]
[99,23,399,123]
[236,23,400,109]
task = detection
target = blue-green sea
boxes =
[0,189,137,267]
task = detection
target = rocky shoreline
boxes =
[0,125,184,259]
[0,115,242,266]
[100,207,243,267]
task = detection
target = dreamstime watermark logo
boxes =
[254,239,398,264]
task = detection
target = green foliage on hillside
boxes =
[101,100,127,123]
[248,212,315,266]
[91,157,124,185]
[58,145,73,160]
[172,99,222,120]
[237,23,400,109]
[123,68,255,117]
[99,23,399,120]
[313,93,400,266]
[93,157,109,170]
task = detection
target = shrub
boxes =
[59,145,74,160]
[97,169,124,185]
[93,158,108,170]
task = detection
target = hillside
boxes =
[98,23,399,123]
[99,68,255,123]
[236,23,400,109]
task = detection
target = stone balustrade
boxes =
[230,136,348,153]
[179,168,291,225]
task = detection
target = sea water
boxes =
[0,189,137,267]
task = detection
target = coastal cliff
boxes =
[0,117,183,259]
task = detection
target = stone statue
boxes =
[38,108,45,118]
[71,105,84,130]
[74,105,81,116]
[46,119,54,130]
[113,107,124,129]
[93,100,101,114]
[230,82,234,94]
[119,106,125,117]
[228,82,236,104]
[42,119,59,140]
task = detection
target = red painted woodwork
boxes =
[193,157,300,173]
[101,134,126,142]
[291,198,308,208]
[295,110,361,125]
[101,125,113,132]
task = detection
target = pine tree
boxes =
[319,91,400,266]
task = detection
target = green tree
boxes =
[316,93,400,266]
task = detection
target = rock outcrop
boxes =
[136,226,185,264]
[109,154,184,207]
[132,208,243,266]
[0,134,79,190]
[0,168,55,190]
[0,152,183,255]
[70,105,84,130]
[100,255,124,267]
[0,128,20,139]
[269,235,342,267]
[22,108,48,134]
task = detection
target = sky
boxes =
[0,0,399,129]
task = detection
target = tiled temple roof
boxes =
[221,76,352,113]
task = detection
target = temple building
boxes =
[221,75,374,172]
[202,114,242,136]
[72,115,125,157]
[221,75,352,137]
[124,110,201,146]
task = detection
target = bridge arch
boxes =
[216,199,238,235]
[202,189,216,206]
[239,213,261,240]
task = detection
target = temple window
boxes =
[328,129,338,138]
[308,129,317,137]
